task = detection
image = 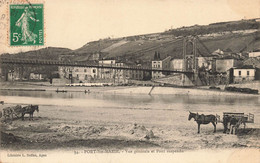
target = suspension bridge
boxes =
[0,36,214,85]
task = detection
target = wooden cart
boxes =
[216,112,254,128]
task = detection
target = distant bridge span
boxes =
[0,58,194,74]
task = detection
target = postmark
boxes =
[9,1,44,46]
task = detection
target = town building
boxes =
[114,62,127,83]
[123,63,151,81]
[98,60,116,80]
[72,67,98,83]
[152,53,171,79]
[59,66,73,80]
[214,58,243,73]
[230,65,256,83]
[58,66,98,83]
[7,69,21,81]
[170,59,184,71]
[29,73,43,80]
[248,51,260,58]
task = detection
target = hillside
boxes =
[1,18,260,63]
[1,47,72,60]
[70,31,260,62]
[67,19,260,62]
[163,19,260,36]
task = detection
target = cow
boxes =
[2,105,22,121]
[21,105,39,120]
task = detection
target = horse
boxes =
[21,105,39,120]
[188,111,217,134]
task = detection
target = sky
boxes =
[0,0,259,54]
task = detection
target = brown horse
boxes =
[21,105,39,120]
[188,111,217,134]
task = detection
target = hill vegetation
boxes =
[1,18,260,64]
[163,19,260,36]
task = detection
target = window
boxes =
[93,69,96,73]
[76,74,79,79]
[238,71,241,76]
[85,75,88,80]
[84,69,87,72]
[158,65,160,68]
[247,71,249,76]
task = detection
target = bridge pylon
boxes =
[182,36,201,86]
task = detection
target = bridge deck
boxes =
[0,58,194,74]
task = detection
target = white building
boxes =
[29,73,43,80]
[152,56,171,79]
[58,66,98,83]
[215,58,242,72]
[115,62,127,83]
[248,51,260,58]
[98,60,116,79]
[232,65,255,83]
[72,67,98,82]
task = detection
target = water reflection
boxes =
[0,90,259,107]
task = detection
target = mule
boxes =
[21,105,39,120]
[188,111,217,134]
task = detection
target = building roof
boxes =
[216,56,240,60]
[234,65,255,69]
[249,49,260,52]
[152,56,171,62]
[243,58,260,68]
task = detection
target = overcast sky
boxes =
[1,0,259,54]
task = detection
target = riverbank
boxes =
[1,104,259,151]
[1,84,260,162]
[0,81,259,97]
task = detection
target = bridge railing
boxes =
[0,57,193,74]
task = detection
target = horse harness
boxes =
[195,114,206,123]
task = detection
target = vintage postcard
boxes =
[0,0,260,162]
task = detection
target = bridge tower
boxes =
[182,37,199,86]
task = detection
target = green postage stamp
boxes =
[10,3,44,46]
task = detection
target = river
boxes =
[0,90,259,128]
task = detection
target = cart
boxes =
[216,112,254,129]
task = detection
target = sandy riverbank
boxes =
[0,82,259,97]
[1,103,259,151]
